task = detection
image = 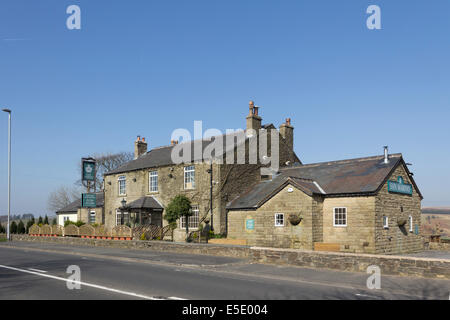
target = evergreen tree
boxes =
[44,215,49,225]
[17,220,25,234]
[52,218,57,226]
[0,224,4,233]
[26,217,35,233]
[165,195,192,241]
[10,221,18,234]
[38,216,43,225]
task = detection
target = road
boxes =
[0,241,449,300]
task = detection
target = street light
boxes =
[2,108,11,241]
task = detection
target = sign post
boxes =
[81,157,96,193]
[82,193,97,208]
[81,158,96,209]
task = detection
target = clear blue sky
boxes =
[1,0,449,216]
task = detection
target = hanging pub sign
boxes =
[82,157,96,181]
[82,193,97,208]
[387,176,413,195]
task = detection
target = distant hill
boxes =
[421,207,450,215]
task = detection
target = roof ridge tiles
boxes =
[281,153,402,170]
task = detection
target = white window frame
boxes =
[274,213,284,227]
[149,171,158,193]
[409,215,413,232]
[180,205,199,229]
[116,210,122,226]
[116,210,129,226]
[333,207,347,227]
[118,176,126,195]
[383,216,389,229]
[89,211,96,224]
[184,165,195,190]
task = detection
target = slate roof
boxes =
[121,196,163,210]
[106,128,301,175]
[227,154,422,210]
[56,192,105,214]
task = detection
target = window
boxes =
[116,210,130,226]
[184,165,195,189]
[180,205,199,229]
[118,176,126,195]
[383,216,389,229]
[275,213,284,227]
[333,208,347,227]
[89,211,96,224]
[409,216,413,232]
[149,171,158,192]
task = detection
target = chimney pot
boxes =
[134,136,148,159]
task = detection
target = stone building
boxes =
[226,151,423,254]
[102,102,300,241]
[56,192,104,226]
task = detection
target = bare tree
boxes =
[47,185,80,212]
[76,152,133,192]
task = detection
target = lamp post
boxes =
[2,108,11,241]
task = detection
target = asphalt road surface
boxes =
[0,241,449,300]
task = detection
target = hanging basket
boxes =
[288,214,302,226]
[397,218,407,227]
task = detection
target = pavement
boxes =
[0,241,449,300]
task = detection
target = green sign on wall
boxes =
[82,158,96,181]
[387,176,413,195]
[82,193,97,208]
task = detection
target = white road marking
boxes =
[0,264,179,300]
[355,293,382,299]
[168,296,187,300]
[28,268,47,273]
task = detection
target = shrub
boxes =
[140,233,147,241]
[64,220,85,227]
[17,220,25,234]
[10,221,18,234]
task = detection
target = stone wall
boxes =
[10,235,450,279]
[11,234,249,258]
[322,196,376,254]
[429,242,450,251]
[375,163,423,254]
[78,207,104,225]
[250,246,450,279]
[227,184,319,250]
[104,162,223,241]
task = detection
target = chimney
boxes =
[246,101,262,132]
[279,118,294,151]
[134,136,148,159]
[383,146,389,164]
